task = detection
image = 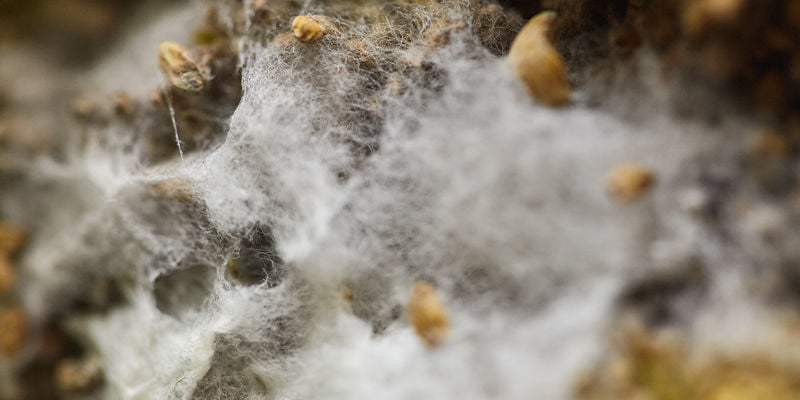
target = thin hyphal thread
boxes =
[162,86,185,161]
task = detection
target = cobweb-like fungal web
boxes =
[9,1,782,399]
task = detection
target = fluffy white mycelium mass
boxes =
[4,0,795,399]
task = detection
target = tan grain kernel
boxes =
[683,0,743,35]
[341,287,355,313]
[291,15,331,43]
[0,307,26,357]
[148,178,195,203]
[508,11,571,107]
[226,258,240,280]
[55,357,103,394]
[606,164,655,203]
[158,41,208,91]
[0,223,26,256]
[113,91,135,117]
[342,287,355,304]
[150,90,166,108]
[0,256,15,295]
[752,130,789,159]
[70,97,100,121]
[407,281,449,348]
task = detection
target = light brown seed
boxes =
[0,307,25,357]
[150,90,166,108]
[0,120,10,140]
[70,97,100,121]
[158,41,208,92]
[682,0,743,37]
[342,287,355,304]
[0,223,26,257]
[0,256,15,296]
[752,130,789,159]
[148,178,195,203]
[291,15,331,43]
[113,91,135,117]
[341,287,355,312]
[407,282,449,348]
[55,357,104,394]
[226,258,241,280]
[507,11,571,107]
[704,0,743,21]
[606,164,655,203]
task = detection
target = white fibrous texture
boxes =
[3,0,800,399]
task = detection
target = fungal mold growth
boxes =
[1,0,800,399]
